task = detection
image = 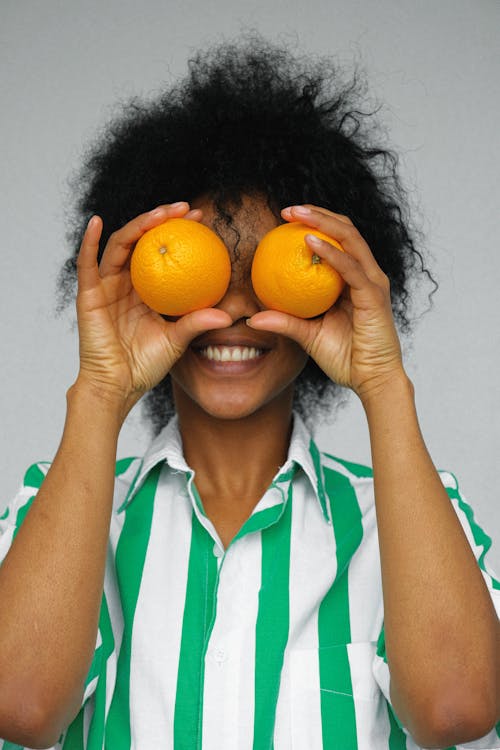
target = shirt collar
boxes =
[119,412,330,522]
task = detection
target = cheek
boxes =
[280,340,309,379]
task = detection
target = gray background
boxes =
[1,0,499,571]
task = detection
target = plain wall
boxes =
[1,0,499,570]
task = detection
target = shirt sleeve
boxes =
[0,463,104,709]
[372,470,500,749]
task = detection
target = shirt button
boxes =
[213,543,223,558]
[214,647,227,664]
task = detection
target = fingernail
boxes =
[170,201,187,208]
[292,205,311,216]
[306,233,322,245]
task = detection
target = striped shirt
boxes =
[1,413,499,750]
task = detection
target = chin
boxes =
[195,394,268,421]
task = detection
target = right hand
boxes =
[75,202,232,415]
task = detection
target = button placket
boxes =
[213,646,228,665]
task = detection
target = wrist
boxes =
[359,368,415,418]
[68,376,134,429]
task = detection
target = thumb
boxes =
[167,308,233,357]
[247,310,318,355]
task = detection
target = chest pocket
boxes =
[289,641,391,749]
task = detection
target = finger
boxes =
[305,233,372,293]
[281,204,353,226]
[76,216,104,292]
[167,308,233,357]
[184,208,203,220]
[285,205,386,285]
[247,310,319,354]
[99,201,191,277]
[306,234,391,315]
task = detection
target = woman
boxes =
[0,36,498,750]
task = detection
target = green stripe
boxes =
[23,462,49,488]
[377,627,406,735]
[115,457,137,476]
[234,503,284,541]
[104,463,160,749]
[449,487,500,590]
[62,705,84,749]
[387,700,407,749]
[87,594,115,749]
[320,467,364,644]
[318,467,363,749]
[253,485,292,749]
[317,644,357,748]
[1,741,24,749]
[12,496,36,540]
[323,452,374,478]
[188,476,207,516]
[309,440,330,522]
[174,511,218,750]
[376,625,387,663]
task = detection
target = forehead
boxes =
[192,194,280,258]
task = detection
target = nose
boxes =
[215,277,263,322]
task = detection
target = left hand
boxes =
[247,204,406,403]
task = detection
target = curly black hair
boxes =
[58,34,436,434]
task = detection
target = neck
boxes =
[173,392,294,503]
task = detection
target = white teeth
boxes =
[199,345,264,362]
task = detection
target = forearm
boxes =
[363,372,499,746]
[0,380,125,744]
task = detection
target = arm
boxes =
[0,384,124,748]
[0,204,231,748]
[249,203,499,748]
[363,372,499,748]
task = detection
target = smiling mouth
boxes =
[195,345,267,362]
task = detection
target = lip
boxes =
[189,345,272,375]
[190,330,275,351]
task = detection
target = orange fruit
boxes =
[130,218,231,315]
[251,222,345,318]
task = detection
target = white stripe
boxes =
[82,675,99,703]
[0,480,45,563]
[347,481,384,643]
[448,489,500,584]
[275,472,335,750]
[320,453,372,482]
[289,647,321,747]
[102,572,124,728]
[114,458,143,510]
[349,642,392,749]
[83,698,95,748]
[202,533,261,750]
[98,492,129,731]
[0,523,16,564]
[128,467,193,747]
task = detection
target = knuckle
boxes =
[372,284,388,305]
[107,228,120,245]
[342,253,359,272]
[344,223,360,238]
[377,272,391,293]
[336,213,354,225]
